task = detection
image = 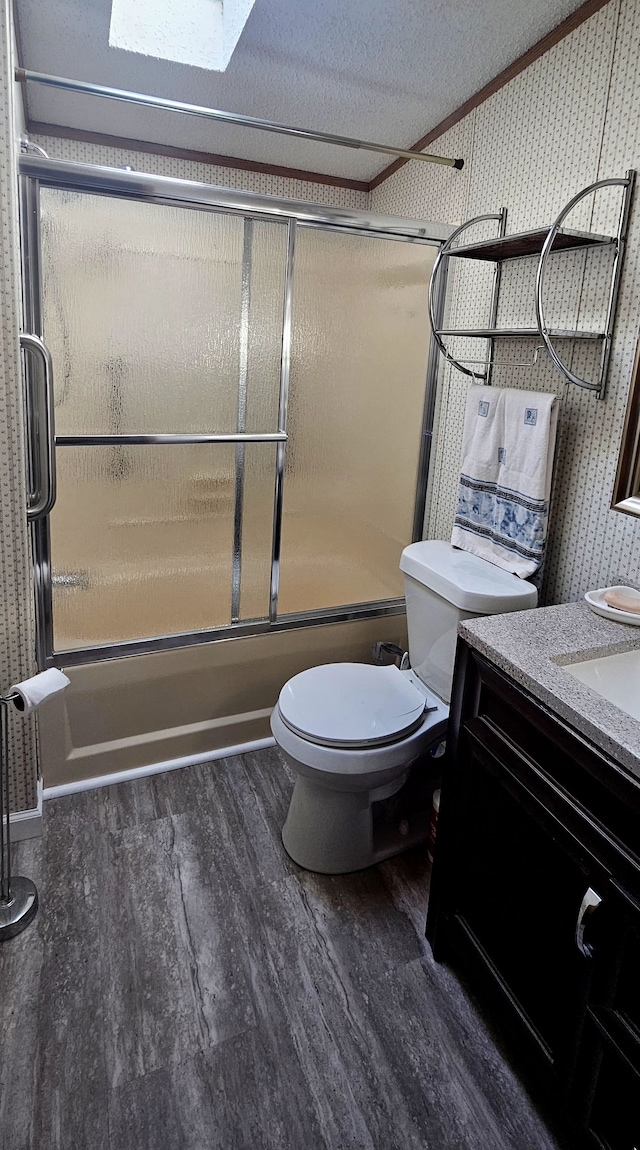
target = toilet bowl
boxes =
[272,540,538,873]
[273,662,448,873]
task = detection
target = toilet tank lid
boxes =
[400,541,538,614]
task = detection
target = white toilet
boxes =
[271,540,538,873]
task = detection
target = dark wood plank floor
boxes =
[0,748,566,1150]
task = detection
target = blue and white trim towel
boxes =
[451,385,558,579]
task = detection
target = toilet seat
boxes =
[272,663,449,783]
[277,663,428,749]
[271,699,448,782]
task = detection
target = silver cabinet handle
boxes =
[575,886,602,957]
[20,333,57,521]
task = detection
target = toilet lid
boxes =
[277,663,428,748]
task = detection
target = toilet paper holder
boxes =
[0,689,38,942]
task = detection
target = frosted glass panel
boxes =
[239,445,277,620]
[51,446,238,649]
[38,185,436,654]
[245,221,288,434]
[40,191,286,436]
[278,229,437,614]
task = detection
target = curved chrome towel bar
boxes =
[428,211,506,381]
[535,170,635,398]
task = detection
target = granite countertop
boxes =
[459,601,640,779]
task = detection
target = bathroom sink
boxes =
[564,647,640,722]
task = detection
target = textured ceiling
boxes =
[15,0,588,181]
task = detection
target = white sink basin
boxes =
[565,647,640,722]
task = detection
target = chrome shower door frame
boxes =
[19,157,448,669]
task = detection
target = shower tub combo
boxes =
[18,155,449,787]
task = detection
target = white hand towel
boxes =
[451,385,558,579]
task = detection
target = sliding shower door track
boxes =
[18,155,451,244]
[45,599,407,669]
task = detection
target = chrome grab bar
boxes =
[575,886,602,957]
[20,333,57,521]
[55,432,288,446]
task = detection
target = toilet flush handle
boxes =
[373,642,410,669]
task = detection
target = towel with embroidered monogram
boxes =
[450,385,558,579]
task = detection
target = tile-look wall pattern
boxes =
[372,0,640,605]
[30,134,370,210]
[0,2,39,811]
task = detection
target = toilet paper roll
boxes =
[9,669,70,714]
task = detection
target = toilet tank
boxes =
[400,541,538,704]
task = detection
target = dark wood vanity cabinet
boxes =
[426,640,640,1149]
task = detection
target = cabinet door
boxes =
[442,721,609,1083]
[579,882,640,1150]
[584,1042,640,1150]
[601,883,640,1049]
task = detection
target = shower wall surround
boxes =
[372,0,640,605]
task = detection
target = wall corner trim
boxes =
[26,121,371,194]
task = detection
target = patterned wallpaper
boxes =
[0,0,39,811]
[30,133,370,210]
[372,0,640,606]
[6,0,640,809]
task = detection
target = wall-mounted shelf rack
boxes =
[428,171,636,398]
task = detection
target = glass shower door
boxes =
[21,167,442,669]
[34,188,288,654]
[278,226,438,614]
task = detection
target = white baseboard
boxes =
[43,736,277,800]
[10,777,43,840]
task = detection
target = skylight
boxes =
[109,0,257,72]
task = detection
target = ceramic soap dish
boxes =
[585,585,640,625]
